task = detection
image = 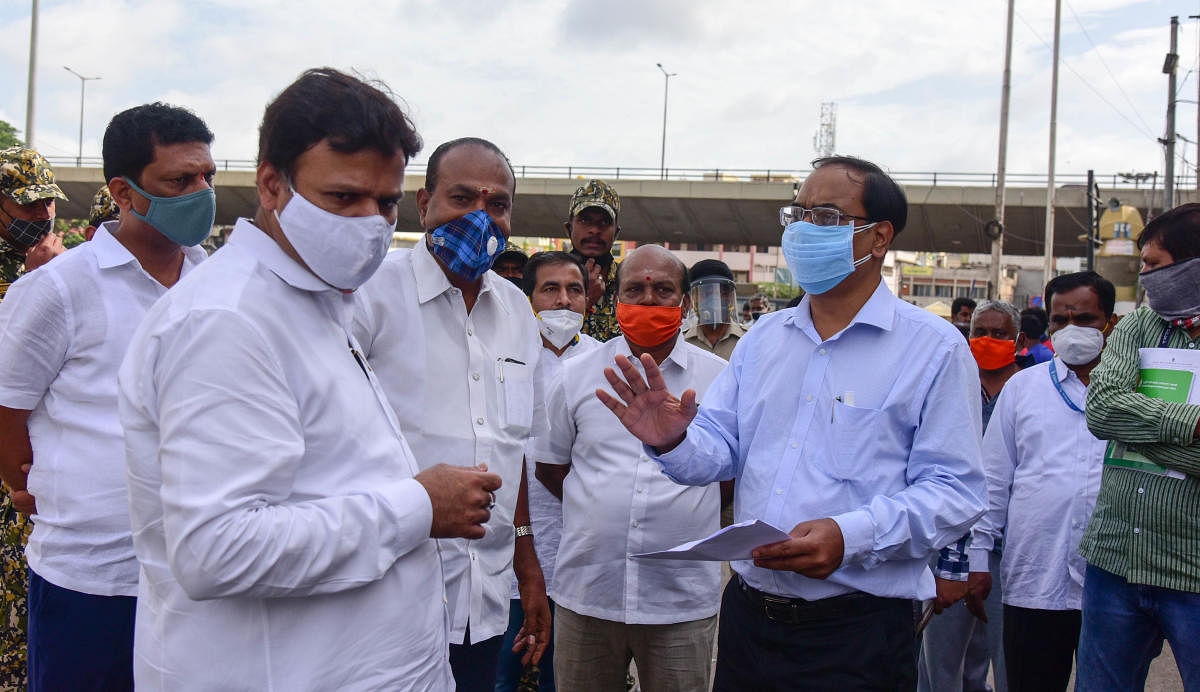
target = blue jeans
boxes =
[495,598,555,692]
[1075,564,1200,691]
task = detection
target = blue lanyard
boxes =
[1048,358,1084,414]
[1159,324,1175,348]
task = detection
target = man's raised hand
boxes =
[595,353,697,451]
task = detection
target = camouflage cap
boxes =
[0,146,68,205]
[568,179,620,222]
[88,185,119,228]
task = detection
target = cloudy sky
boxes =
[0,0,1194,180]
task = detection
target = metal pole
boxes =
[25,0,38,147]
[64,67,101,165]
[656,63,676,181]
[1164,16,1179,209]
[1042,0,1062,288]
[1193,14,1200,189]
[990,0,1015,299]
[1086,169,1096,272]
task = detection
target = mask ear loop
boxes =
[849,221,879,267]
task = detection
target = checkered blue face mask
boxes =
[429,209,506,282]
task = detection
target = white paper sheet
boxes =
[630,519,792,561]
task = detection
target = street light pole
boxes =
[1042,0,1062,290]
[64,66,101,165]
[25,0,39,147]
[656,62,677,181]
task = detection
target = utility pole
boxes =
[1162,16,1179,209]
[656,63,677,181]
[64,67,101,165]
[990,0,1015,299]
[1042,0,1062,289]
[25,0,39,147]
[1086,170,1097,272]
[1193,15,1200,189]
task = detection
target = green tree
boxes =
[0,120,23,148]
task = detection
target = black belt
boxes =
[736,574,897,625]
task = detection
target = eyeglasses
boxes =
[779,205,873,228]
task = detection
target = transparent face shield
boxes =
[689,276,738,326]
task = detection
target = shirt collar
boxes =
[411,237,507,313]
[616,331,691,371]
[1051,355,1072,383]
[784,278,896,335]
[93,220,208,270]
[228,218,332,292]
[683,320,746,343]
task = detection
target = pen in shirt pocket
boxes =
[496,357,525,382]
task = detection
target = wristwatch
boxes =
[515,525,534,538]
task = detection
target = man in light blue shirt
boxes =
[597,155,987,690]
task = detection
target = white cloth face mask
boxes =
[274,187,396,291]
[1050,324,1105,365]
[537,309,584,349]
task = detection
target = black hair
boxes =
[102,102,214,184]
[425,137,516,194]
[1019,307,1048,340]
[811,155,908,234]
[615,246,689,295]
[258,68,422,181]
[1044,270,1116,318]
[688,259,734,286]
[521,251,587,297]
[951,297,977,316]
[1138,202,1200,262]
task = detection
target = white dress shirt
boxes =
[538,336,727,624]
[0,223,204,597]
[970,356,1106,611]
[510,332,602,600]
[652,280,987,601]
[352,240,548,644]
[118,220,451,691]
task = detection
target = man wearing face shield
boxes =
[0,103,216,691]
[961,272,1115,692]
[1074,203,1200,690]
[0,146,67,300]
[117,70,484,690]
[352,137,551,691]
[684,259,746,361]
[534,245,727,691]
[596,156,986,689]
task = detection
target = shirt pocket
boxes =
[829,400,885,480]
[497,357,533,434]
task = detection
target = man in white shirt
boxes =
[495,250,600,692]
[0,102,216,691]
[117,69,493,691]
[971,271,1115,691]
[536,244,727,691]
[596,156,986,689]
[352,137,551,691]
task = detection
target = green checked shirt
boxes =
[1081,305,1200,593]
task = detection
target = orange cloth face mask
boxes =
[969,336,1016,370]
[616,302,683,347]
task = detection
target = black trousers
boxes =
[713,577,917,691]
[1003,605,1081,692]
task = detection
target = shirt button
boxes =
[1133,528,1142,534]
[1189,343,1197,349]
[791,442,798,449]
[806,394,813,403]
[1138,487,1145,494]
[450,288,460,295]
[631,520,639,528]
[819,348,827,356]
[476,417,485,425]
[636,487,644,494]
[776,489,783,495]
[467,328,474,336]
[472,373,480,381]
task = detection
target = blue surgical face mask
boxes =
[781,219,875,295]
[123,177,216,247]
[428,209,506,282]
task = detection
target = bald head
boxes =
[616,245,688,295]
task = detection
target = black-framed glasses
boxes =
[779,205,873,228]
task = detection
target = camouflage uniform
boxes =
[88,184,119,228]
[0,146,65,691]
[566,180,622,342]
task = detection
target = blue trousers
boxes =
[450,622,505,692]
[27,569,135,692]
[1075,564,1200,691]
[495,598,556,692]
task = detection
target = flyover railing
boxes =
[42,156,1181,190]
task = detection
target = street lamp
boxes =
[656,62,677,180]
[63,66,101,165]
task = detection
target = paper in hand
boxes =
[631,519,791,561]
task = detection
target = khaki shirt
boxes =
[683,320,747,361]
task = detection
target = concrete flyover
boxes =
[47,162,1191,256]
